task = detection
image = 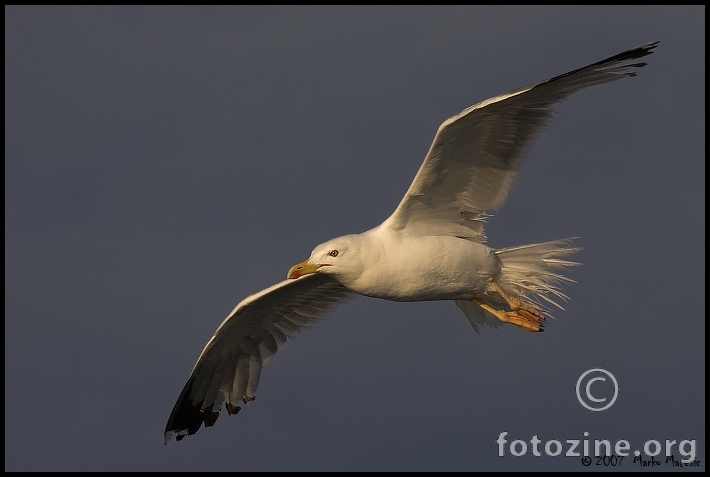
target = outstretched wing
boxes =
[164,273,351,443]
[381,42,659,242]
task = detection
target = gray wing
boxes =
[381,42,658,242]
[164,274,351,443]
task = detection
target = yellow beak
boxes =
[287,259,324,279]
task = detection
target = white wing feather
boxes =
[164,274,351,443]
[381,42,659,242]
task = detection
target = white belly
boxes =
[348,232,500,302]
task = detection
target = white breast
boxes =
[344,229,500,302]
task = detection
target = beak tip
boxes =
[288,259,316,280]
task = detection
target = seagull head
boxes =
[287,234,365,280]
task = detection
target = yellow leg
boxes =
[489,279,544,322]
[473,279,545,333]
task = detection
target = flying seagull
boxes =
[165,42,658,443]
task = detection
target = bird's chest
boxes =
[350,237,498,302]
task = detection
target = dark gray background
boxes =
[5,5,704,471]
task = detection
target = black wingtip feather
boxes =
[542,41,660,87]
[164,376,216,443]
[606,41,660,64]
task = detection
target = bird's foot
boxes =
[474,278,546,332]
[473,299,545,332]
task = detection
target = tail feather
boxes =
[456,238,580,332]
[495,238,581,313]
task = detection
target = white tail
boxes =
[456,238,580,332]
[495,238,581,312]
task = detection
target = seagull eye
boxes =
[328,250,339,257]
